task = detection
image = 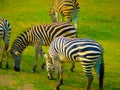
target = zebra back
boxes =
[11,22,76,54]
[49,36,103,63]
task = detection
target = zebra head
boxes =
[10,49,21,72]
[46,54,55,80]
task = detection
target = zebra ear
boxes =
[15,51,20,56]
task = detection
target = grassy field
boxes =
[0,0,120,90]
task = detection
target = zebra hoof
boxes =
[14,66,20,72]
[70,68,74,72]
[41,65,45,70]
[56,86,60,90]
[60,80,64,85]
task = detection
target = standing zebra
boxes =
[0,18,11,68]
[49,0,79,29]
[46,36,104,90]
[10,22,76,72]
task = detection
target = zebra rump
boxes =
[49,0,79,28]
[0,18,11,68]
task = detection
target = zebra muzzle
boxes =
[14,66,20,72]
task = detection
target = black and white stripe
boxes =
[10,22,76,72]
[46,36,104,90]
[0,18,11,68]
[49,0,79,28]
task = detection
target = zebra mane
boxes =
[11,28,31,53]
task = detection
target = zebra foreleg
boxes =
[32,44,39,72]
[39,49,47,69]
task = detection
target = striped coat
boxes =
[0,18,11,68]
[49,0,79,28]
[10,22,76,72]
[46,36,104,90]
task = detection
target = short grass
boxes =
[0,0,120,90]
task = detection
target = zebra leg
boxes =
[86,74,93,90]
[5,44,9,68]
[56,62,64,90]
[74,10,78,29]
[84,67,93,90]
[94,56,104,90]
[32,44,40,72]
[70,63,75,72]
[82,64,93,90]
[39,49,47,69]
[0,45,4,68]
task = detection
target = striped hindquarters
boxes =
[0,18,11,50]
[48,36,104,90]
[49,37,103,74]
[55,0,79,16]
[50,0,79,22]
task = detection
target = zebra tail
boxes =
[99,54,104,90]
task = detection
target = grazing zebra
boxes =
[49,0,79,29]
[10,22,76,72]
[0,18,11,68]
[46,36,104,90]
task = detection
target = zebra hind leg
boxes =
[86,74,93,90]
[5,52,9,68]
[0,45,4,68]
[5,44,9,68]
[56,63,64,90]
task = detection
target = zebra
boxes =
[46,36,104,90]
[49,0,80,29]
[10,22,76,72]
[0,18,11,68]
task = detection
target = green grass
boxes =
[0,0,120,90]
